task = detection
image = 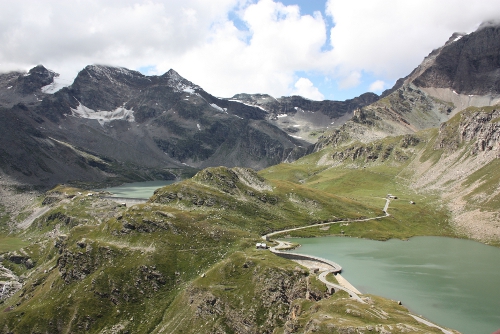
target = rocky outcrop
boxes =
[411,24,500,96]
[313,85,448,151]
[0,65,57,107]
[188,266,308,334]
[328,135,419,164]
[435,107,500,156]
[57,243,115,284]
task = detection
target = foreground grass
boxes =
[0,237,29,253]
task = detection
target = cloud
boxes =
[162,0,330,97]
[369,80,385,92]
[0,0,238,80]
[1,0,499,100]
[291,78,324,100]
[325,0,500,80]
[338,71,361,89]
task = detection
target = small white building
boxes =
[256,243,268,249]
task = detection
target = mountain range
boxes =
[0,19,499,334]
[0,62,377,188]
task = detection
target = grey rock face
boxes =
[411,25,500,95]
[0,65,57,108]
[0,65,320,186]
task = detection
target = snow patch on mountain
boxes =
[210,103,227,113]
[41,75,73,94]
[71,103,135,126]
[183,87,196,94]
[166,69,200,94]
[228,99,267,111]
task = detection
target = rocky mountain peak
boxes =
[82,64,145,83]
[408,23,500,96]
[15,65,58,95]
[162,68,200,93]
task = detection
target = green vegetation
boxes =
[0,163,453,333]
[4,102,500,332]
[462,158,500,211]
[0,204,11,234]
[0,237,28,253]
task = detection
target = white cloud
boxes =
[162,0,329,97]
[0,0,499,100]
[325,0,500,80]
[291,78,324,100]
[369,80,385,92]
[0,0,238,81]
[338,71,361,89]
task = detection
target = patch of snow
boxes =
[454,36,463,42]
[71,102,135,126]
[228,99,267,111]
[453,90,458,95]
[294,107,298,110]
[7,86,12,89]
[277,114,288,118]
[293,124,300,127]
[234,115,243,119]
[41,75,72,94]
[23,73,30,77]
[210,103,227,112]
[166,71,200,94]
[291,135,302,139]
[197,123,201,131]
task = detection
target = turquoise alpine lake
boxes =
[283,236,500,334]
[103,180,176,199]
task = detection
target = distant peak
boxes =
[28,65,58,78]
[164,69,183,81]
[166,68,179,75]
[163,69,200,93]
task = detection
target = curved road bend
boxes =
[264,198,454,334]
[263,198,391,241]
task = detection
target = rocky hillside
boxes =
[410,22,500,97]
[0,168,449,333]
[301,104,500,245]
[227,92,378,143]
[407,105,500,242]
[315,22,500,150]
[0,64,379,192]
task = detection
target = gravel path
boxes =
[17,205,51,230]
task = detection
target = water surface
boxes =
[103,180,176,199]
[285,236,500,334]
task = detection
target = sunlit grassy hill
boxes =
[3,103,498,332]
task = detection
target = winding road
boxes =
[263,197,454,334]
[263,197,391,240]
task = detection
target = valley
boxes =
[1,21,499,334]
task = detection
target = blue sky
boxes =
[1,0,498,101]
